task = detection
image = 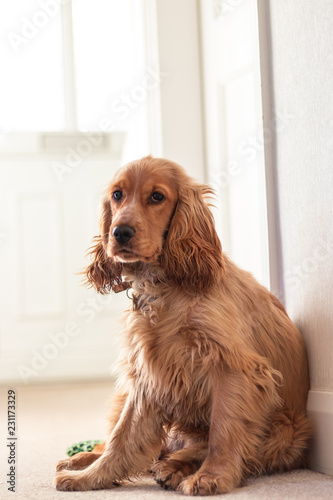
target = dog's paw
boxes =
[152,459,197,491]
[54,470,88,491]
[55,452,101,472]
[178,472,232,496]
[54,468,118,491]
[56,459,71,472]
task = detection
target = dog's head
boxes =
[84,156,223,293]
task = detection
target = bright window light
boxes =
[71,0,148,157]
[0,0,148,155]
[72,0,145,130]
[0,1,65,132]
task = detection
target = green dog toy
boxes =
[66,440,103,457]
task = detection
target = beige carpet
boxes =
[1,381,333,500]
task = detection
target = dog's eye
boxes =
[151,192,164,202]
[113,191,123,201]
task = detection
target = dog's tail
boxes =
[260,411,312,473]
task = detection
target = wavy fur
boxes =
[55,156,312,495]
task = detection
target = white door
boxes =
[0,147,131,384]
[199,0,270,288]
[0,0,148,384]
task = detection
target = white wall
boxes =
[265,0,333,475]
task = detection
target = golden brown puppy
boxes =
[55,156,311,495]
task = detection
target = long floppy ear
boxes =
[161,184,224,293]
[83,197,124,294]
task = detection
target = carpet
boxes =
[1,381,332,499]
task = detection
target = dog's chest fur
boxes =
[120,277,215,430]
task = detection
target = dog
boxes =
[55,156,311,495]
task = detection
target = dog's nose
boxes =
[112,225,136,244]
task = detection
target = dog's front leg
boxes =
[55,394,164,491]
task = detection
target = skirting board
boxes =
[307,390,333,476]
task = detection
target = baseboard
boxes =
[0,346,120,386]
[307,390,333,476]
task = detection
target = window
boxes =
[0,0,149,159]
[0,1,65,132]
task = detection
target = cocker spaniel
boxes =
[55,156,311,495]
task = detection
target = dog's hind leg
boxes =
[179,362,282,496]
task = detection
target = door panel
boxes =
[199,0,269,287]
[0,154,128,384]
